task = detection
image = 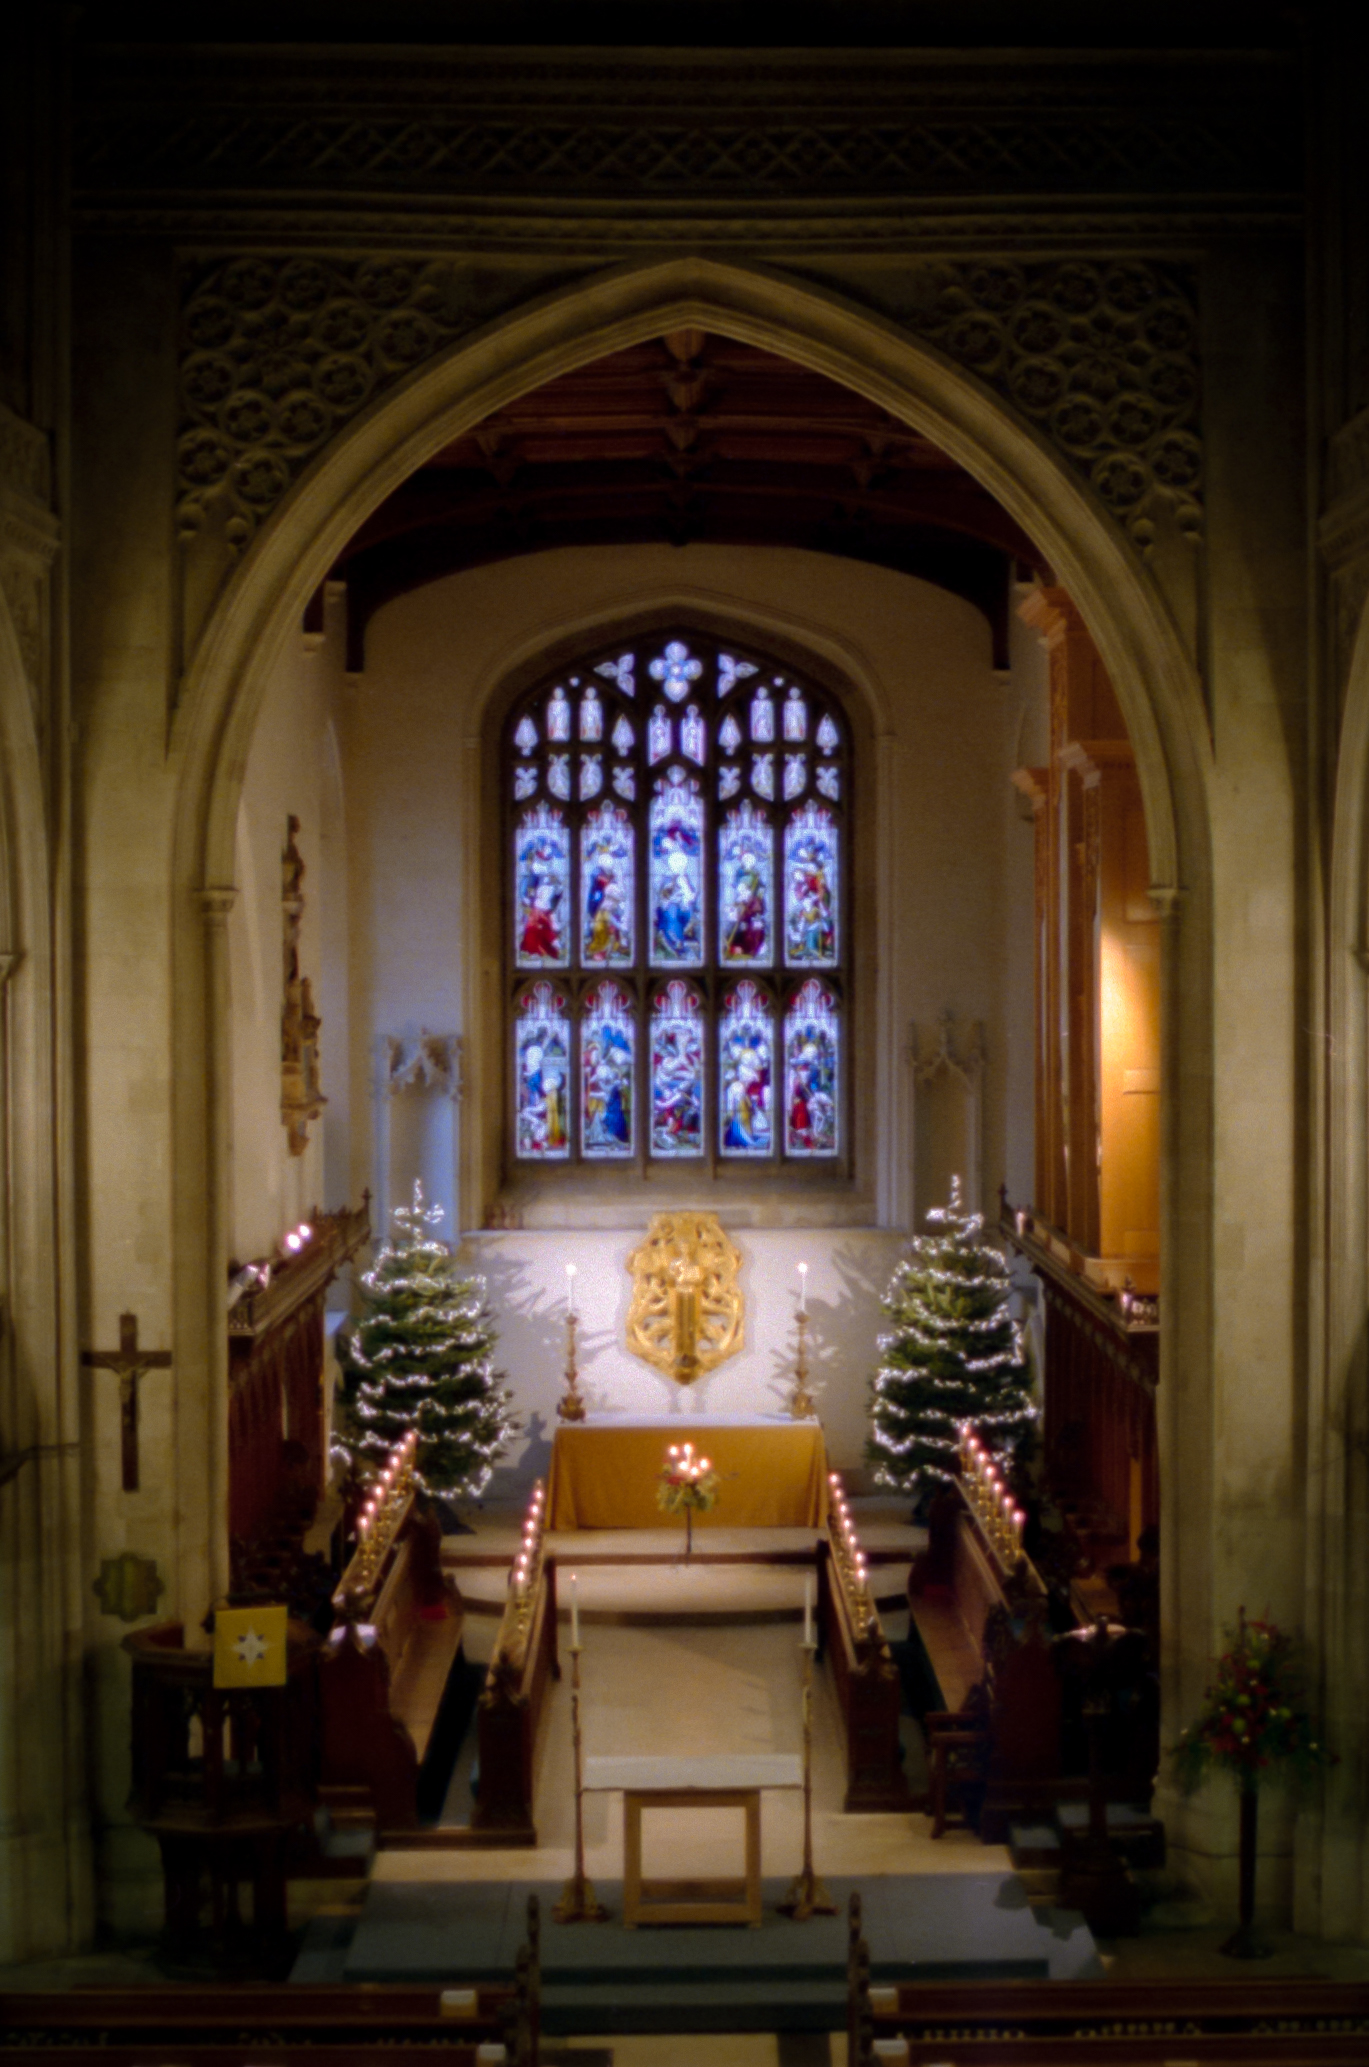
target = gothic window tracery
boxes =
[506,632,848,1170]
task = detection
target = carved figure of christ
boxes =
[82,1313,172,1492]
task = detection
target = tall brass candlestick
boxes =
[779,1637,836,1920]
[553,1641,608,1924]
[557,1296,587,1422]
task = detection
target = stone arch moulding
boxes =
[1311,581,1369,1943]
[169,261,1216,1753]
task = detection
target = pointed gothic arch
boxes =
[166,261,1216,1872]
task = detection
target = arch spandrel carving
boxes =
[175,253,1202,648]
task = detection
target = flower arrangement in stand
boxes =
[1172,1608,1334,1958]
[656,1440,720,1558]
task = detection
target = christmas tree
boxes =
[336,1182,516,1504]
[868,1178,1035,1505]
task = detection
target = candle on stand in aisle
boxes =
[571,1571,580,1648]
[566,1262,577,1314]
[803,1574,814,1645]
[797,1260,808,1314]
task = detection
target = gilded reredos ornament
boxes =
[626,1212,743,1387]
[177,254,1201,556]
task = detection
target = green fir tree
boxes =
[868,1179,1035,1504]
[336,1182,516,1502]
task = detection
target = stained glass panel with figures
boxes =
[514,803,570,969]
[784,978,839,1157]
[515,982,571,1159]
[719,980,774,1157]
[650,980,704,1158]
[784,800,839,967]
[504,632,848,1171]
[581,979,635,1159]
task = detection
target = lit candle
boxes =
[797,1261,808,1314]
[566,1262,577,1315]
[803,1574,814,1646]
[571,1571,580,1649]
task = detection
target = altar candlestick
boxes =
[571,1571,580,1649]
[566,1262,577,1315]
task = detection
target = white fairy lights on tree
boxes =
[336,1182,515,1503]
[867,1178,1035,1504]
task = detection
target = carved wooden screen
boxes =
[506,631,849,1174]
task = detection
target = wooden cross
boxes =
[83,1313,172,1492]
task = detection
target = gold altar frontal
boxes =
[546,1418,830,1531]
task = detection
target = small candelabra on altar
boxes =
[557,1264,587,1422]
[656,1441,719,1558]
[957,1422,1024,1568]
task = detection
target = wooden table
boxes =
[547,1418,830,1531]
[582,1753,803,1926]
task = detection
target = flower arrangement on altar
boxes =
[656,1440,720,1556]
[1171,1607,1334,1958]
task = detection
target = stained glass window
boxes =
[650,980,704,1157]
[718,800,773,968]
[514,804,569,969]
[785,979,839,1157]
[649,765,705,968]
[785,800,839,967]
[504,631,848,1172]
[515,982,571,1159]
[581,801,634,967]
[581,980,635,1159]
[719,980,774,1157]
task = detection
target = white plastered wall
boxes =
[320,541,1043,1476]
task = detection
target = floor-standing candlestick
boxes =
[554,1639,608,1923]
[780,1636,836,1919]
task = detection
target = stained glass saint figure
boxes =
[516,983,570,1159]
[719,979,773,1157]
[514,803,569,968]
[785,979,839,1156]
[547,686,572,741]
[718,799,773,966]
[581,980,635,1158]
[649,766,704,967]
[785,801,839,966]
[650,980,704,1157]
[580,802,634,966]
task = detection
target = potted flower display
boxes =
[1172,1609,1334,1957]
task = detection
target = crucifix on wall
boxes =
[82,1313,172,1492]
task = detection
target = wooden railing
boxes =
[472,1480,560,1841]
[1000,1194,1158,1560]
[817,1473,911,1812]
[319,1433,465,1838]
[228,1199,370,1548]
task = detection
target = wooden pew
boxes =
[470,1548,559,1841]
[320,1483,465,1839]
[816,1531,912,1813]
[850,1961,1369,2066]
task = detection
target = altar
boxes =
[546,1417,830,1531]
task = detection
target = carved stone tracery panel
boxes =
[177,254,1201,558]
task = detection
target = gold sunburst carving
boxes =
[626,1212,744,1385]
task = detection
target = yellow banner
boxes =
[213,1603,289,1688]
